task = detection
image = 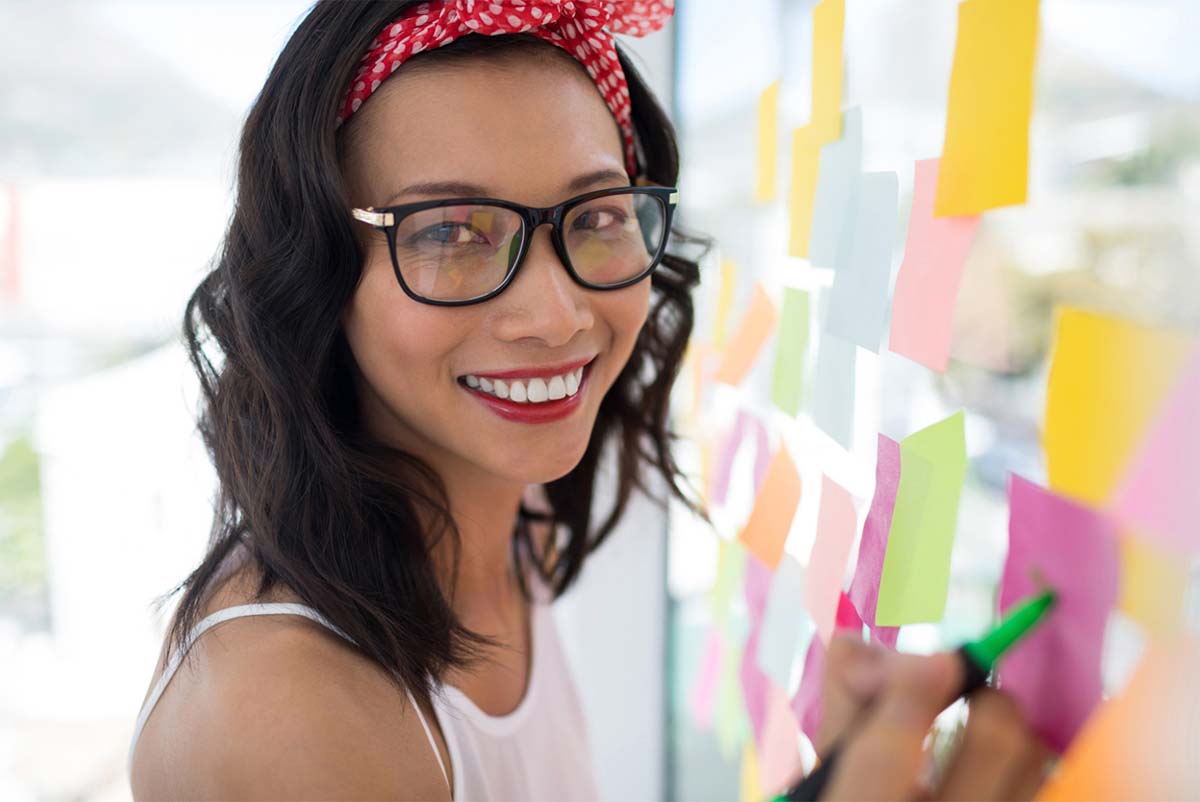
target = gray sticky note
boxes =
[808,106,863,269]
[812,330,856,450]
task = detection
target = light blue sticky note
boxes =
[825,171,900,352]
[756,553,814,691]
[812,330,856,450]
[808,106,863,269]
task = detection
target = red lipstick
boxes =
[459,361,594,424]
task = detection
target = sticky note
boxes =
[1044,307,1193,505]
[834,590,863,635]
[888,158,980,371]
[934,0,1039,216]
[1117,534,1189,637]
[713,258,739,350]
[738,445,803,571]
[825,170,899,352]
[770,287,811,416]
[998,474,1120,754]
[1111,345,1200,553]
[741,624,771,746]
[744,551,775,625]
[787,126,823,258]
[790,635,826,745]
[739,740,763,802]
[758,681,805,795]
[756,553,815,691]
[811,332,856,450]
[810,0,845,144]
[716,631,752,762]
[755,80,781,203]
[847,434,903,648]
[689,624,725,731]
[875,411,967,626]
[710,407,772,507]
[713,282,779,386]
[808,107,862,268]
[1034,635,1200,802]
[806,475,859,644]
[710,537,748,628]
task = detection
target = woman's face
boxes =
[339,53,651,490]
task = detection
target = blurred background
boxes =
[1,0,1198,800]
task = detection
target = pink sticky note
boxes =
[745,552,774,625]
[689,624,725,731]
[710,407,772,506]
[740,624,771,747]
[835,591,863,634]
[790,635,826,745]
[847,434,903,648]
[888,158,980,372]
[806,476,859,644]
[758,680,805,795]
[998,474,1120,754]
[1111,345,1200,554]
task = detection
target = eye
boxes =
[573,208,628,231]
[414,223,489,246]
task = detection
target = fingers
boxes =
[814,634,888,756]
[821,650,963,801]
[933,689,1049,801]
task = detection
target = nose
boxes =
[494,222,594,346]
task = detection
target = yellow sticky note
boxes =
[714,259,738,350]
[1044,306,1193,505]
[1118,533,1188,637]
[787,125,822,258]
[934,0,1039,216]
[737,445,803,571]
[810,0,844,143]
[714,283,779,386]
[739,740,763,802]
[755,80,781,203]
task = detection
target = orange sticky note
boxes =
[738,445,803,571]
[1035,636,1200,801]
[787,126,822,258]
[714,283,779,386]
[935,0,1039,215]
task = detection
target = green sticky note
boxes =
[875,411,967,626]
[715,631,751,762]
[710,537,747,628]
[770,288,811,416]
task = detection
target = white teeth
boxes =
[461,363,589,404]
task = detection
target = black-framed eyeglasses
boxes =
[350,185,679,306]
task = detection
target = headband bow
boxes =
[336,0,675,176]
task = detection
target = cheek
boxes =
[603,279,652,360]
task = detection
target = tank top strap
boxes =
[127,602,450,797]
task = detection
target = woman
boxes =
[126,1,1044,799]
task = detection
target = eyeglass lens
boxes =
[392,191,666,302]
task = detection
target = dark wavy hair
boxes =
[153,0,712,712]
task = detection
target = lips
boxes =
[459,360,594,424]
[458,355,596,382]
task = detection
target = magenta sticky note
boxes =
[1111,345,1200,554]
[711,407,772,506]
[888,158,980,372]
[790,635,826,744]
[835,591,863,634]
[998,474,1120,754]
[847,434,903,648]
[740,624,771,747]
[689,624,725,731]
[806,476,859,645]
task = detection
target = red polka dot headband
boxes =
[335,0,675,177]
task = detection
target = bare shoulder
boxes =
[131,567,452,801]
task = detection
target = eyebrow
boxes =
[381,167,632,206]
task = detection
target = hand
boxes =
[812,634,1052,801]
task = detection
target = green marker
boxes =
[771,589,1058,802]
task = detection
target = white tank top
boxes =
[126,563,600,801]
